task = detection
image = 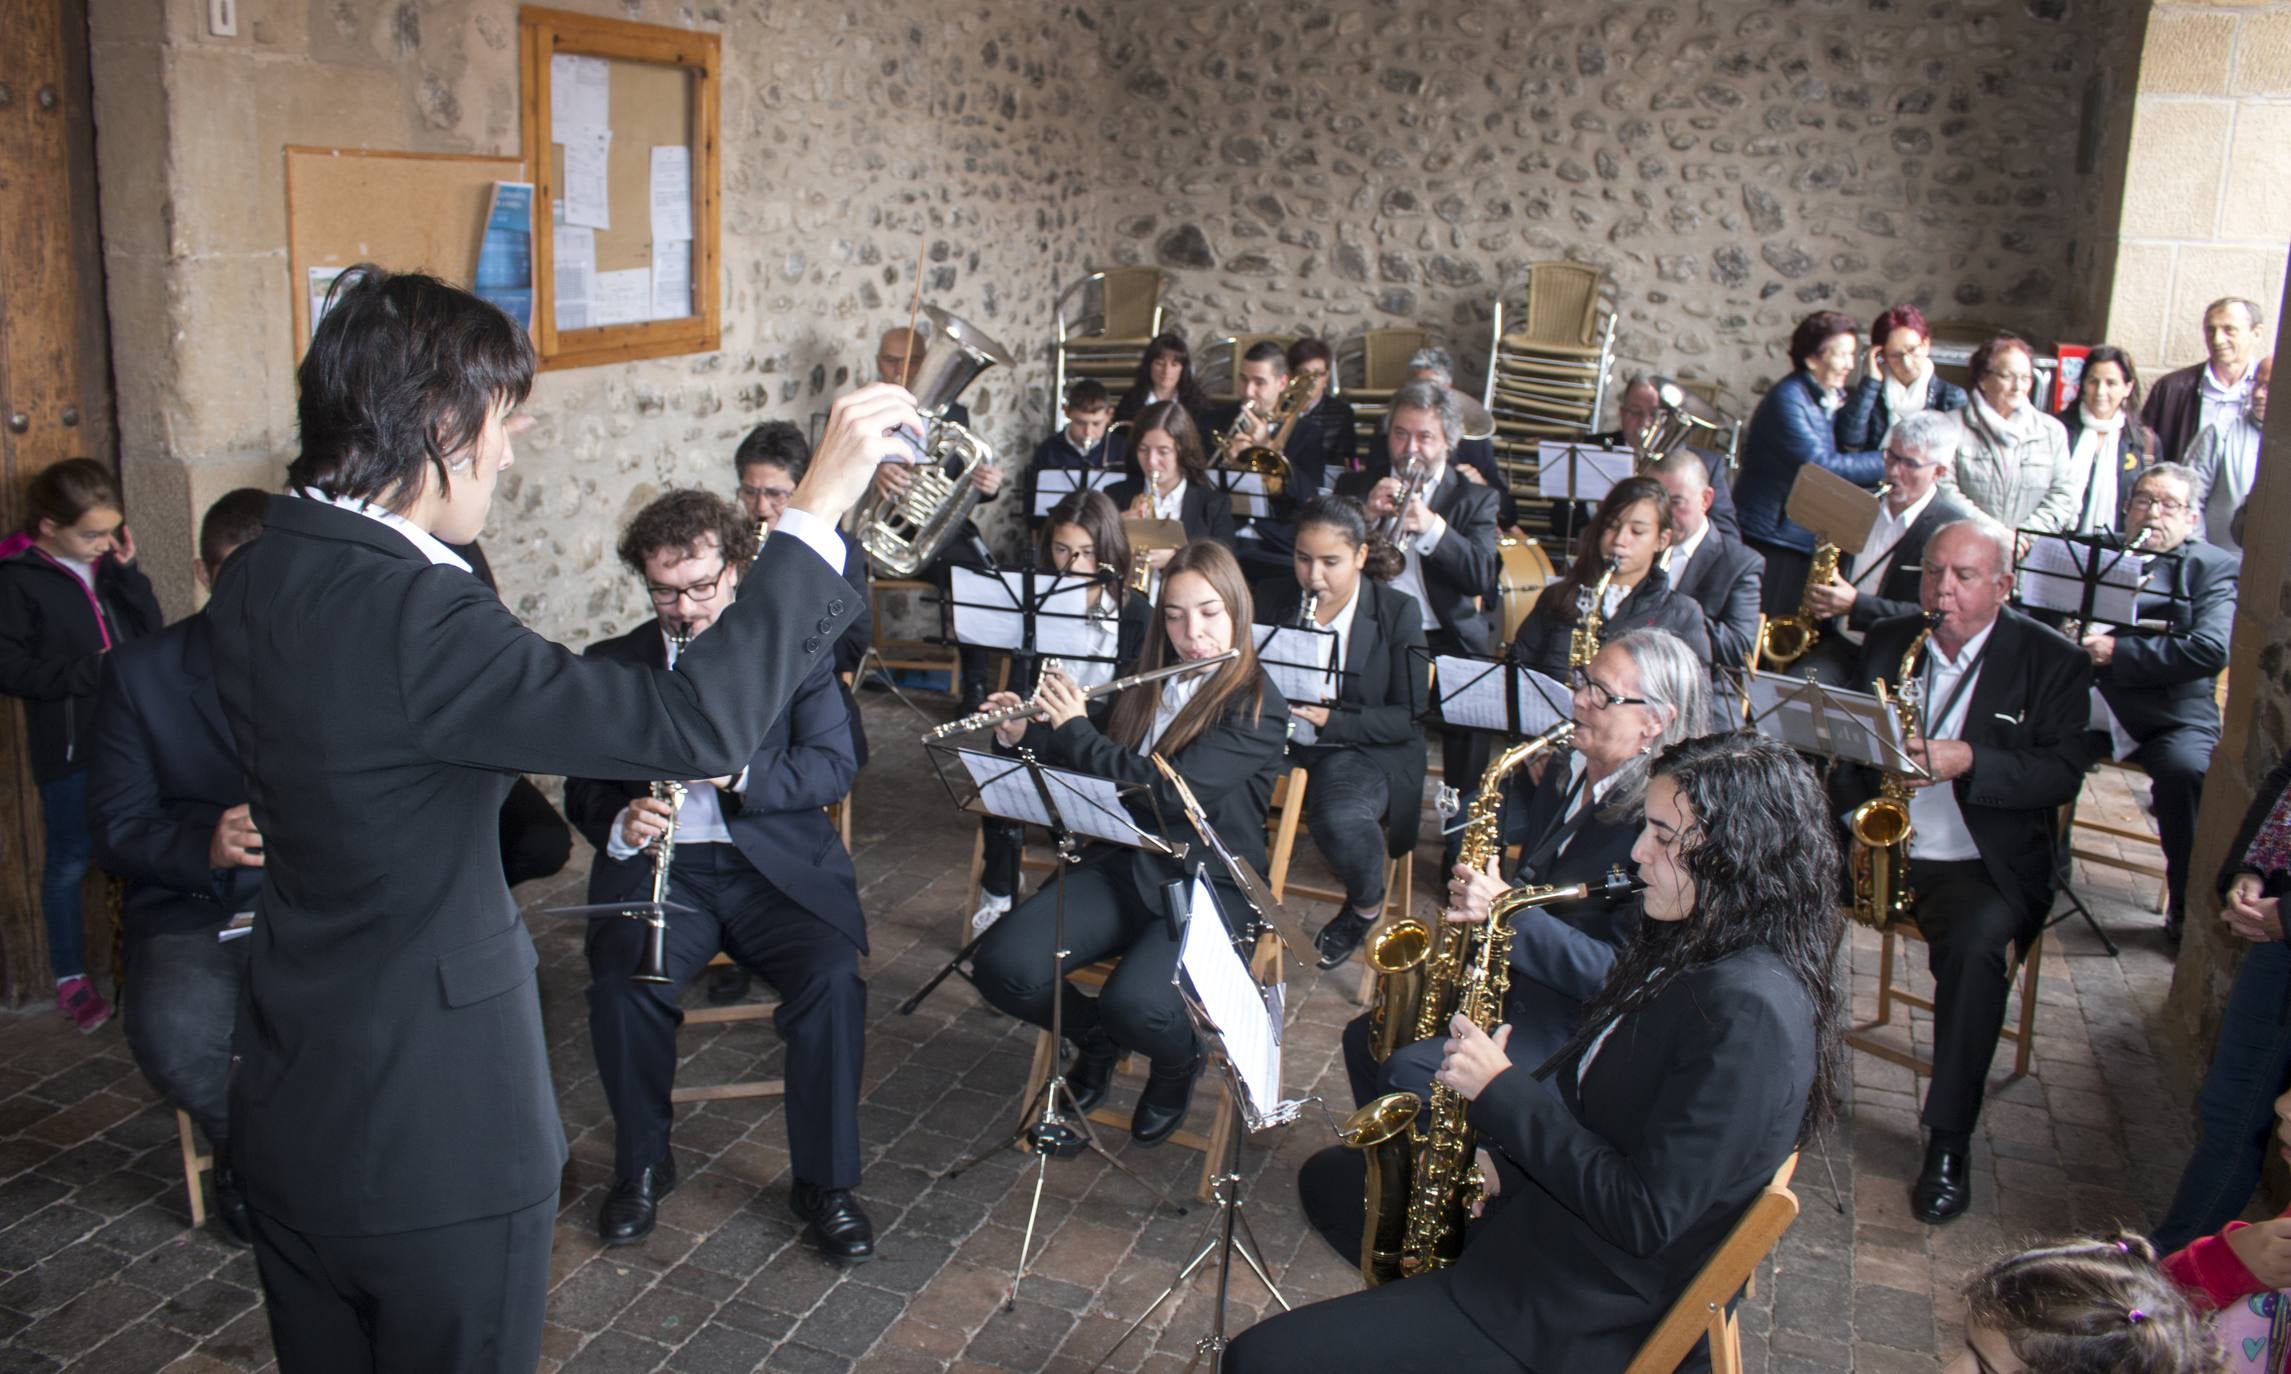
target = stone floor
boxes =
[0,685,2205,1374]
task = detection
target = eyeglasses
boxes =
[1569,666,1652,711]
[2126,494,2189,514]
[646,567,729,605]
[1881,449,1931,468]
[1985,369,2034,386]
[737,482,794,504]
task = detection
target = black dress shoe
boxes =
[597,1159,677,1245]
[790,1181,876,1265]
[706,963,752,1005]
[2164,910,2185,950]
[211,1160,254,1248]
[1131,1048,1206,1147]
[1910,1140,1971,1224]
[1065,1028,1123,1115]
[1313,911,1375,970]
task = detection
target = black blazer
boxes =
[1254,577,1431,855]
[205,495,857,1236]
[1106,476,1239,552]
[2095,537,2236,741]
[831,537,874,766]
[1009,672,1289,921]
[1494,758,1645,1067]
[1022,430,1129,530]
[566,620,864,952]
[1841,491,1979,632]
[86,613,263,939]
[1665,530,1764,674]
[0,544,164,783]
[2141,362,2216,465]
[1838,607,2100,924]
[1335,465,1504,653]
[1456,945,1814,1372]
[1511,566,1713,680]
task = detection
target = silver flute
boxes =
[922,648,1240,743]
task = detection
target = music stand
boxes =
[1148,753,1319,992]
[1094,871,1299,1374]
[1533,440,1631,549]
[1416,648,1573,833]
[947,564,1124,685]
[1250,620,1346,729]
[1203,467,1277,524]
[1031,466,1122,522]
[923,743,1193,1311]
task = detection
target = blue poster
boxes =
[474,181,534,332]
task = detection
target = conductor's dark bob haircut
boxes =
[286,264,536,513]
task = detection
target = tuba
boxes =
[1630,378,1725,468]
[853,305,1014,577]
[1848,611,1938,929]
[1570,555,1620,671]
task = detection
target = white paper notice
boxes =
[591,267,651,327]
[550,55,611,142]
[958,750,1052,827]
[1177,872,1282,1124]
[649,145,693,243]
[554,226,596,332]
[562,131,612,231]
[649,238,690,319]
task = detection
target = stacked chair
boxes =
[1336,327,1432,456]
[1482,261,1618,500]
[1052,268,1166,406]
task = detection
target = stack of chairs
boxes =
[1052,268,1166,406]
[1482,261,1618,507]
[1336,327,1431,457]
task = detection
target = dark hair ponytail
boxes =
[1296,494,1402,581]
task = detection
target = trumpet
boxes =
[922,648,1239,742]
[1372,458,1433,544]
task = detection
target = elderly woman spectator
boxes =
[2061,345,2160,532]
[1734,310,1886,612]
[1835,303,1969,452]
[1954,333,2080,533]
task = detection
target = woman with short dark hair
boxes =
[1733,310,1887,612]
[1835,302,1970,451]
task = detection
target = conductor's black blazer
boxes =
[1254,577,1431,854]
[205,495,855,1236]
[1458,945,1815,1371]
[1837,606,2100,924]
[1106,476,1239,551]
[86,612,263,938]
[2095,537,2237,741]
[1495,758,1644,1067]
[564,618,865,952]
[1333,464,1504,653]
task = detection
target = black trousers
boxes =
[970,860,1201,1068]
[980,818,1024,901]
[1748,538,1814,617]
[585,844,866,1189]
[2130,722,2217,918]
[1298,745,1392,912]
[1910,857,2033,1139]
[250,1192,553,1374]
[1341,1012,1442,1111]
[123,923,247,1150]
[1225,1266,1525,1373]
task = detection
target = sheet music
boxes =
[1531,442,1633,502]
[957,749,1054,826]
[1042,769,1152,847]
[948,567,1107,657]
[1032,467,1121,516]
[1746,676,1910,770]
[1211,470,1274,520]
[2016,535,2145,624]
[1432,655,1570,735]
[1252,624,1339,708]
[1176,872,1282,1125]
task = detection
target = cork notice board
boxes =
[520,7,721,372]
[284,147,524,356]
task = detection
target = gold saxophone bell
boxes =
[1364,919,1431,1063]
[1849,795,1911,849]
[1342,1090,1425,1286]
[1339,1092,1422,1148]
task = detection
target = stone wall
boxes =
[2101,0,2291,372]
[1087,0,2150,422]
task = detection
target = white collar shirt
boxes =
[1903,618,1994,863]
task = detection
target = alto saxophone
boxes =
[1762,481,1892,668]
[1569,555,1620,670]
[1847,611,1938,930]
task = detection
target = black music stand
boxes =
[1413,646,1573,833]
[1249,620,1346,729]
[1533,440,1630,550]
[946,563,1124,688]
[1148,752,1319,990]
[924,744,1192,1311]
[1094,871,1299,1373]
[1202,466,1278,526]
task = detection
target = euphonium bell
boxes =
[854,304,1014,578]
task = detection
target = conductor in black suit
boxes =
[1648,447,1762,713]
[2081,462,2237,943]
[1836,516,2100,1225]
[1233,734,1841,1373]
[565,490,875,1262]
[1338,380,1503,866]
[203,265,913,1373]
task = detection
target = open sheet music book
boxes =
[949,566,1117,659]
[2015,534,2148,626]
[1252,623,1341,709]
[1174,871,1283,1127]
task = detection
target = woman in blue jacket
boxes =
[1733,310,1886,614]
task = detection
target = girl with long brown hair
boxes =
[1107,401,1238,594]
[1510,474,1712,679]
[970,540,1288,1146]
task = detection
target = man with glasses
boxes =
[565,490,877,1264]
[1647,447,1762,708]
[1794,410,1976,684]
[1214,339,1357,579]
[1835,517,2100,1224]
[2085,464,2238,946]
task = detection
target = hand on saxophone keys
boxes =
[1434,1014,1513,1102]
[1442,856,1507,926]
[1471,1147,1502,1217]
[1801,572,1856,620]
[1900,737,1974,787]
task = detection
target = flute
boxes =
[922,648,1239,743]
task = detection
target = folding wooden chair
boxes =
[1621,1153,1801,1374]
[1849,918,2043,1080]
[670,953,787,1106]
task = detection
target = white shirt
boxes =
[1839,485,1938,645]
[1384,461,1452,632]
[1149,476,1188,523]
[1661,519,1712,586]
[299,487,474,572]
[1903,619,1993,863]
[51,553,97,592]
[1139,669,1207,757]
[1067,600,1123,690]
[1288,579,1363,745]
[604,627,752,858]
[2200,364,2256,445]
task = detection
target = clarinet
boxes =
[632,622,695,984]
[1285,590,1321,744]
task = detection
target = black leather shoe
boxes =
[706,963,752,1005]
[790,1181,876,1265]
[2164,909,2185,950]
[1313,911,1376,970]
[1065,1028,1123,1115]
[597,1159,677,1245]
[1131,1049,1205,1147]
[1910,1140,1971,1224]
[211,1160,254,1248]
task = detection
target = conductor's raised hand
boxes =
[1036,668,1087,729]
[795,383,921,520]
[1435,1016,1513,1101]
[986,692,1031,748]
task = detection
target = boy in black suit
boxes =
[1022,378,1125,535]
[566,490,876,1263]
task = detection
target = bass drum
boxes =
[1494,537,1556,642]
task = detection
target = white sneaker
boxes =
[969,891,1013,936]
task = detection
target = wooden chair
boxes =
[864,577,959,683]
[670,953,787,1105]
[1253,766,1416,1002]
[1621,1154,1801,1374]
[1017,931,1285,1202]
[1849,918,2043,1079]
[176,1109,212,1228]
[2069,764,2170,913]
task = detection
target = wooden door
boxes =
[0,1,121,1006]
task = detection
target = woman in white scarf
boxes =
[2060,346,2156,532]
[1952,333,2080,532]
[1836,303,1971,452]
